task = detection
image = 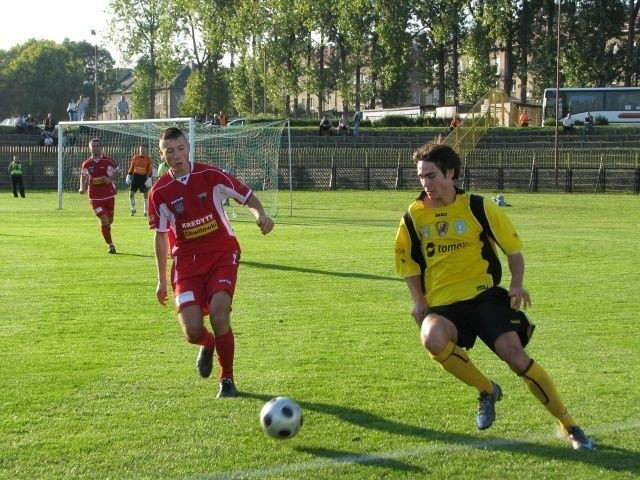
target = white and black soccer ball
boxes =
[259,396,303,439]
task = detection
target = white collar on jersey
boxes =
[173,161,193,183]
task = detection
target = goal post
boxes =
[56,118,288,217]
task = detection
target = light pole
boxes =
[91,29,98,120]
[263,41,267,115]
[554,1,561,189]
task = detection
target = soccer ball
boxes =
[259,397,303,439]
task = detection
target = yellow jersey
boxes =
[395,191,522,307]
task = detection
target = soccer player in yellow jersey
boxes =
[395,143,594,451]
[125,144,154,216]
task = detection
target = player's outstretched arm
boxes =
[245,194,274,235]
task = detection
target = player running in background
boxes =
[79,138,121,254]
[148,126,274,398]
[395,143,594,451]
[125,144,154,216]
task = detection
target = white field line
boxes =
[192,418,640,480]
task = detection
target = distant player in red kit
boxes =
[79,137,121,254]
[148,126,274,398]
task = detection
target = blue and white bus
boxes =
[542,87,640,124]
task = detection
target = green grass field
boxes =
[1,190,639,480]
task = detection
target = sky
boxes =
[2,0,122,64]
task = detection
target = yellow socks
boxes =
[520,360,577,428]
[430,341,494,393]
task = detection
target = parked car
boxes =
[1,117,19,126]
[204,117,245,128]
[227,118,245,126]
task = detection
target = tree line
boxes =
[0,39,118,125]
[2,0,639,123]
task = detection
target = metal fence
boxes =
[2,145,639,193]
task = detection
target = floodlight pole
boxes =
[554,0,561,189]
[263,41,267,115]
[92,29,98,120]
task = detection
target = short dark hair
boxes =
[160,126,186,143]
[412,143,461,180]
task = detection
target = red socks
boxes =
[192,327,215,351]
[215,330,235,380]
[189,327,234,380]
[101,224,113,244]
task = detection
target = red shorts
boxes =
[171,249,240,314]
[90,197,115,218]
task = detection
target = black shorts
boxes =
[130,173,148,193]
[427,286,535,352]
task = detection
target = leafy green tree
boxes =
[368,0,413,108]
[262,0,309,116]
[174,0,233,118]
[228,57,254,116]
[623,0,640,86]
[301,0,339,115]
[460,23,498,103]
[560,0,626,87]
[471,0,521,99]
[0,40,84,122]
[227,0,269,115]
[527,0,559,99]
[108,0,181,117]
[412,0,467,107]
[63,40,118,118]
[130,58,154,118]
[332,0,375,111]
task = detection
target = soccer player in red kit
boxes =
[148,127,274,398]
[79,137,121,254]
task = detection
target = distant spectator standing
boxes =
[43,113,55,133]
[117,95,129,120]
[582,112,594,135]
[449,116,460,131]
[76,95,86,121]
[519,109,530,127]
[25,114,37,134]
[8,155,26,198]
[353,109,363,136]
[218,109,228,126]
[562,113,575,133]
[67,98,77,121]
[337,113,349,135]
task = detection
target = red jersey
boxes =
[148,162,253,257]
[128,154,154,176]
[81,156,118,200]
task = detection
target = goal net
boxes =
[56,118,287,218]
